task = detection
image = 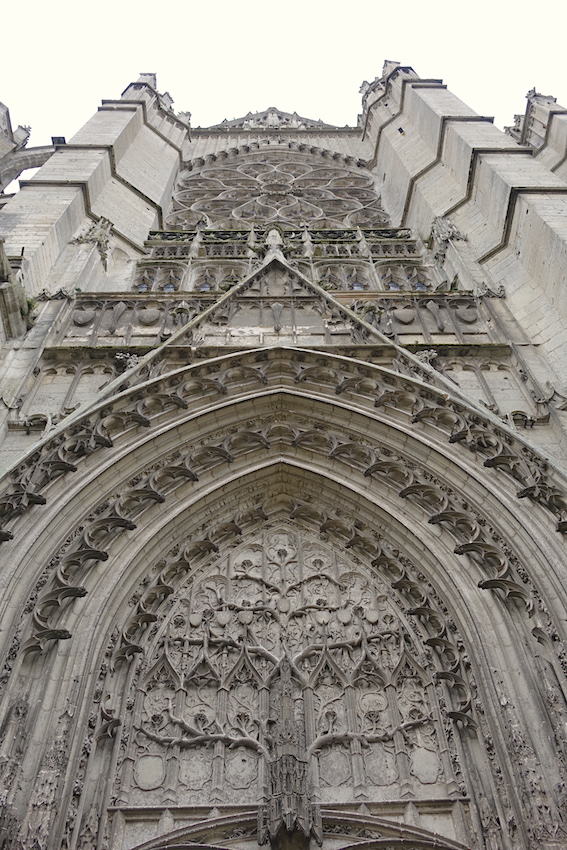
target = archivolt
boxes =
[22,460,555,850]
[0,389,556,716]
[128,811,470,850]
[2,351,567,646]
[2,347,567,546]
[3,374,567,847]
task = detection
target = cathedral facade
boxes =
[1,63,567,850]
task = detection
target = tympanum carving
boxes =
[122,527,453,845]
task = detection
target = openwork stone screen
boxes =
[167,154,390,229]
[124,525,450,821]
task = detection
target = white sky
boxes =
[2,0,567,148]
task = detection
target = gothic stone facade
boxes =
[1,64,567,850]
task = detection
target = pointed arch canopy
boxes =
[2,346,567,849]
[126,810,471,850]
[1,345,567,656]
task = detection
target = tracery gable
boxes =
[170,254,391,349]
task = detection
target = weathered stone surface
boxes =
[1,64,567,850]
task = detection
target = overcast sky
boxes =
[2,0,567,148]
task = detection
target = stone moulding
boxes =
[1,347,567,547]
[99,495,472,844]
[13,405,543,669]
[2,449,560,850]
[120,810,470,850]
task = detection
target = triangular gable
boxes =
[208,107,339,130]
[165,254,396,350]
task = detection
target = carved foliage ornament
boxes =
[0,352,567,616]
[18,487,565,850]
[15,412,536,725]
[2,350,567,545]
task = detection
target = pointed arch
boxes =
[1,347,567,847]
[125,810,471,850]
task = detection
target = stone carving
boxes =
[0,696,29,835]
[3,79,567,850]
[319,264,368,290]
[1,353,565,714]
[13,411,542,672]
[210,108,338,131]
[134,263,186,292]
[493,684,567,849]
[0,237,16,283]
[349,294,493,343]
[175,261,381,348]
[72,217,113,270]
[430,217,465,260]
[377,265,431,292]
[0,409,152,541]
[191,264,245,292]
[14,706,75,850]
[121,527,452,843]
[21,473,563,847]
[477,794,502,849]
[60,296,213,344]
[3,348,567,553]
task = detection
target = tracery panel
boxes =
[168,154,389,230]
[121,525,455,827]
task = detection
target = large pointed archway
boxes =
[1,348,567,849]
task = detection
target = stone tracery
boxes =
[168,155,389,229]
[122,524,451,842]
[75,471,476,848]
[4,411,567,849]
[2,72,567,850]
[3,371,565,847]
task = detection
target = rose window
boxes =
[167,155,389,229]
